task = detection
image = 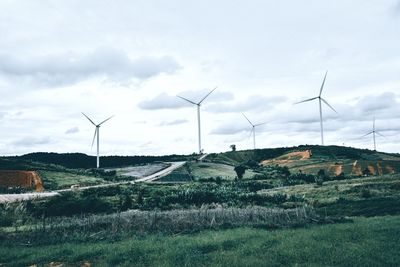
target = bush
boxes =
[285,173,316,185]
[30,192,113,217]
[361,189,372,198]
[234,165,246,180]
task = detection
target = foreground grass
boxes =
[1,215,399,266]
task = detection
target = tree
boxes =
[234,165,246,180]
[230,144,236,152]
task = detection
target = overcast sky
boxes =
[0,0,399,156]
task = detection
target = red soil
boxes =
[0,170,44,192]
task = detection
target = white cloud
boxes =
[0,48,181,87]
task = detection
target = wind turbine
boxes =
[362,117,384,151]
[294,71,338,145]
[177,87,217,154]
[82,113,114,168]
[242,113,266,150]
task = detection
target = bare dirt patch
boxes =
[367,165,376,175]
[334,164,343,176]
[351,161,362,176]
[262,150,312,165]
[0,170,44,191]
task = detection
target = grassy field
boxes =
[1,215,399,266]
[39,170,108,190]
[189,162,257,180]
[159,162,257,182]
[260,174,400,203]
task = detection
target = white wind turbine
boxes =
[362,117,384,151]
[177,87,217,154]
[294,71,338,145]
[82,113,114,168]
[242,113,266,150]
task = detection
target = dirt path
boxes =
[135,161,186,182]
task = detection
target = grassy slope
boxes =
[1,215,399,266]
[190,162,256,180]
[38,170,107,190]
[208,145,400,176]
[260,173,400,202]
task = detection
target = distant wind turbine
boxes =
[242,113,266,150]
[294,71,338,145]
[177,87,217,154]
[362,117,385,151]
[82,112,114,168]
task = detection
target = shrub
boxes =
[234,165,246,180]
[361,189,372,198]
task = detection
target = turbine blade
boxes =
[319,71,328,97]
[248,127,254,139]
[91,128,97,148]
[361,131,373,138]
[177,95,197,105]
[98,115,114,126]
[198,86,217,104]
[254,122,267,127]
[375,131,386,138]
[321,98,338,114]
[293,97,318,105]
[82,112,96,126]
[242,113,254,126]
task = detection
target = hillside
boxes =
[208,145,400,176]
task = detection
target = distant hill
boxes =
[207,145,400,176]
[3,152,193,169]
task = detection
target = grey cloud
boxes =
[138,93,191,110]
[0,48,181,87]
[210,120,268,135]
[159,119,188,126]
[205,95,287,113]
[392,1,400,15]
[12,136,52,147]
[65,126,79,134]
[357,92,397,113]
[210,124,248,135]
[138,90,234,110]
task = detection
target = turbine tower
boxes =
[242,113,266,150]
[82,112,114,168]
[177,87,217,154]
[362,117,384,151]
[294,71,337,145]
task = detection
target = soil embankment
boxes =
[0,170,44,191]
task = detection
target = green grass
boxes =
[190,162,256,180]
[39,170,107,190]
[259,174,400,205]
[1,215,399,266]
